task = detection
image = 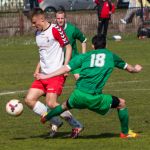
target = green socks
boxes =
[117,108,129,134]
[46,105,64,121]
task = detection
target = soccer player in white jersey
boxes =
[24,8,83,138]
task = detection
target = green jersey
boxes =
[64,22,86,58]
[68,48,127,94]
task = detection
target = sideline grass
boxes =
[0,35,150,150]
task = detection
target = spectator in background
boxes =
[120,0,150,24]
[93,0,115,38]
[136,0,150,39]
[140,0,150,21]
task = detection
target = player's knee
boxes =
[24,95,37,108]
[24,96,30,106]
[111,96,126,109]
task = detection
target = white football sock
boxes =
[33,101,47,116]
[60,110,83,128]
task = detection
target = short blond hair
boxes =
[31,8,45,19]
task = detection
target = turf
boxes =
[0,34,149,150]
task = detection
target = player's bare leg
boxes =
[25,88,44,109]
[25,88,63,136]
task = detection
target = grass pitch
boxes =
[0,34,149,150]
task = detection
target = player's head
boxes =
[55,10,66,27]
[92,34,106,49]
[31,8,47,31]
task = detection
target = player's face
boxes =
[32,15,45,31]
[56,13,65,27]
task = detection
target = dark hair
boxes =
[92,34,106,49]
[30,8,45,19]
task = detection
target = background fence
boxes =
[0,11,25,36]
[0,0,149,36]
[0,10,145,36]
[0,0,24,11]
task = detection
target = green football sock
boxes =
[117,108,129,134]
[45,105,64,121]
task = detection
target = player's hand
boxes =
[36,73,48,80]
[33,73,38,78]
[33,70,40,78]
[134,64,143,72]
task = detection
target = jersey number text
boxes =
[90,54,106,67]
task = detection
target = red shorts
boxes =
[31,75,65,95]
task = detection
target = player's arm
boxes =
[125,64,142,73]
[37,55,82,80]
[37,65,71,79]
[81,42,86,54]
[113,53,142,73]
[64,44,72,65]
[74,26,87,54]
[38,65,71,79]
[33,61,41,78]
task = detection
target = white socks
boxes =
[33,101,47,116]
[33,101,83,128]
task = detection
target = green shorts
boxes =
[68,89,113,115]
[71,68,81,74]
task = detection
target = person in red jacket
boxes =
[93,0,115,37]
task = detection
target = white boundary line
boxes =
[0,88,150,96]
[105,89,150,92]
[0,90,27,96]
[107,80,150,85]
[0,80,149,96]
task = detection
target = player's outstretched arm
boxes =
[125,64,143,73]
[37,65,70,80]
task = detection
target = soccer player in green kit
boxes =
[37,35,142,139]
[56,10,87,80]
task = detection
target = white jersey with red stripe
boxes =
[36,23,69,74]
